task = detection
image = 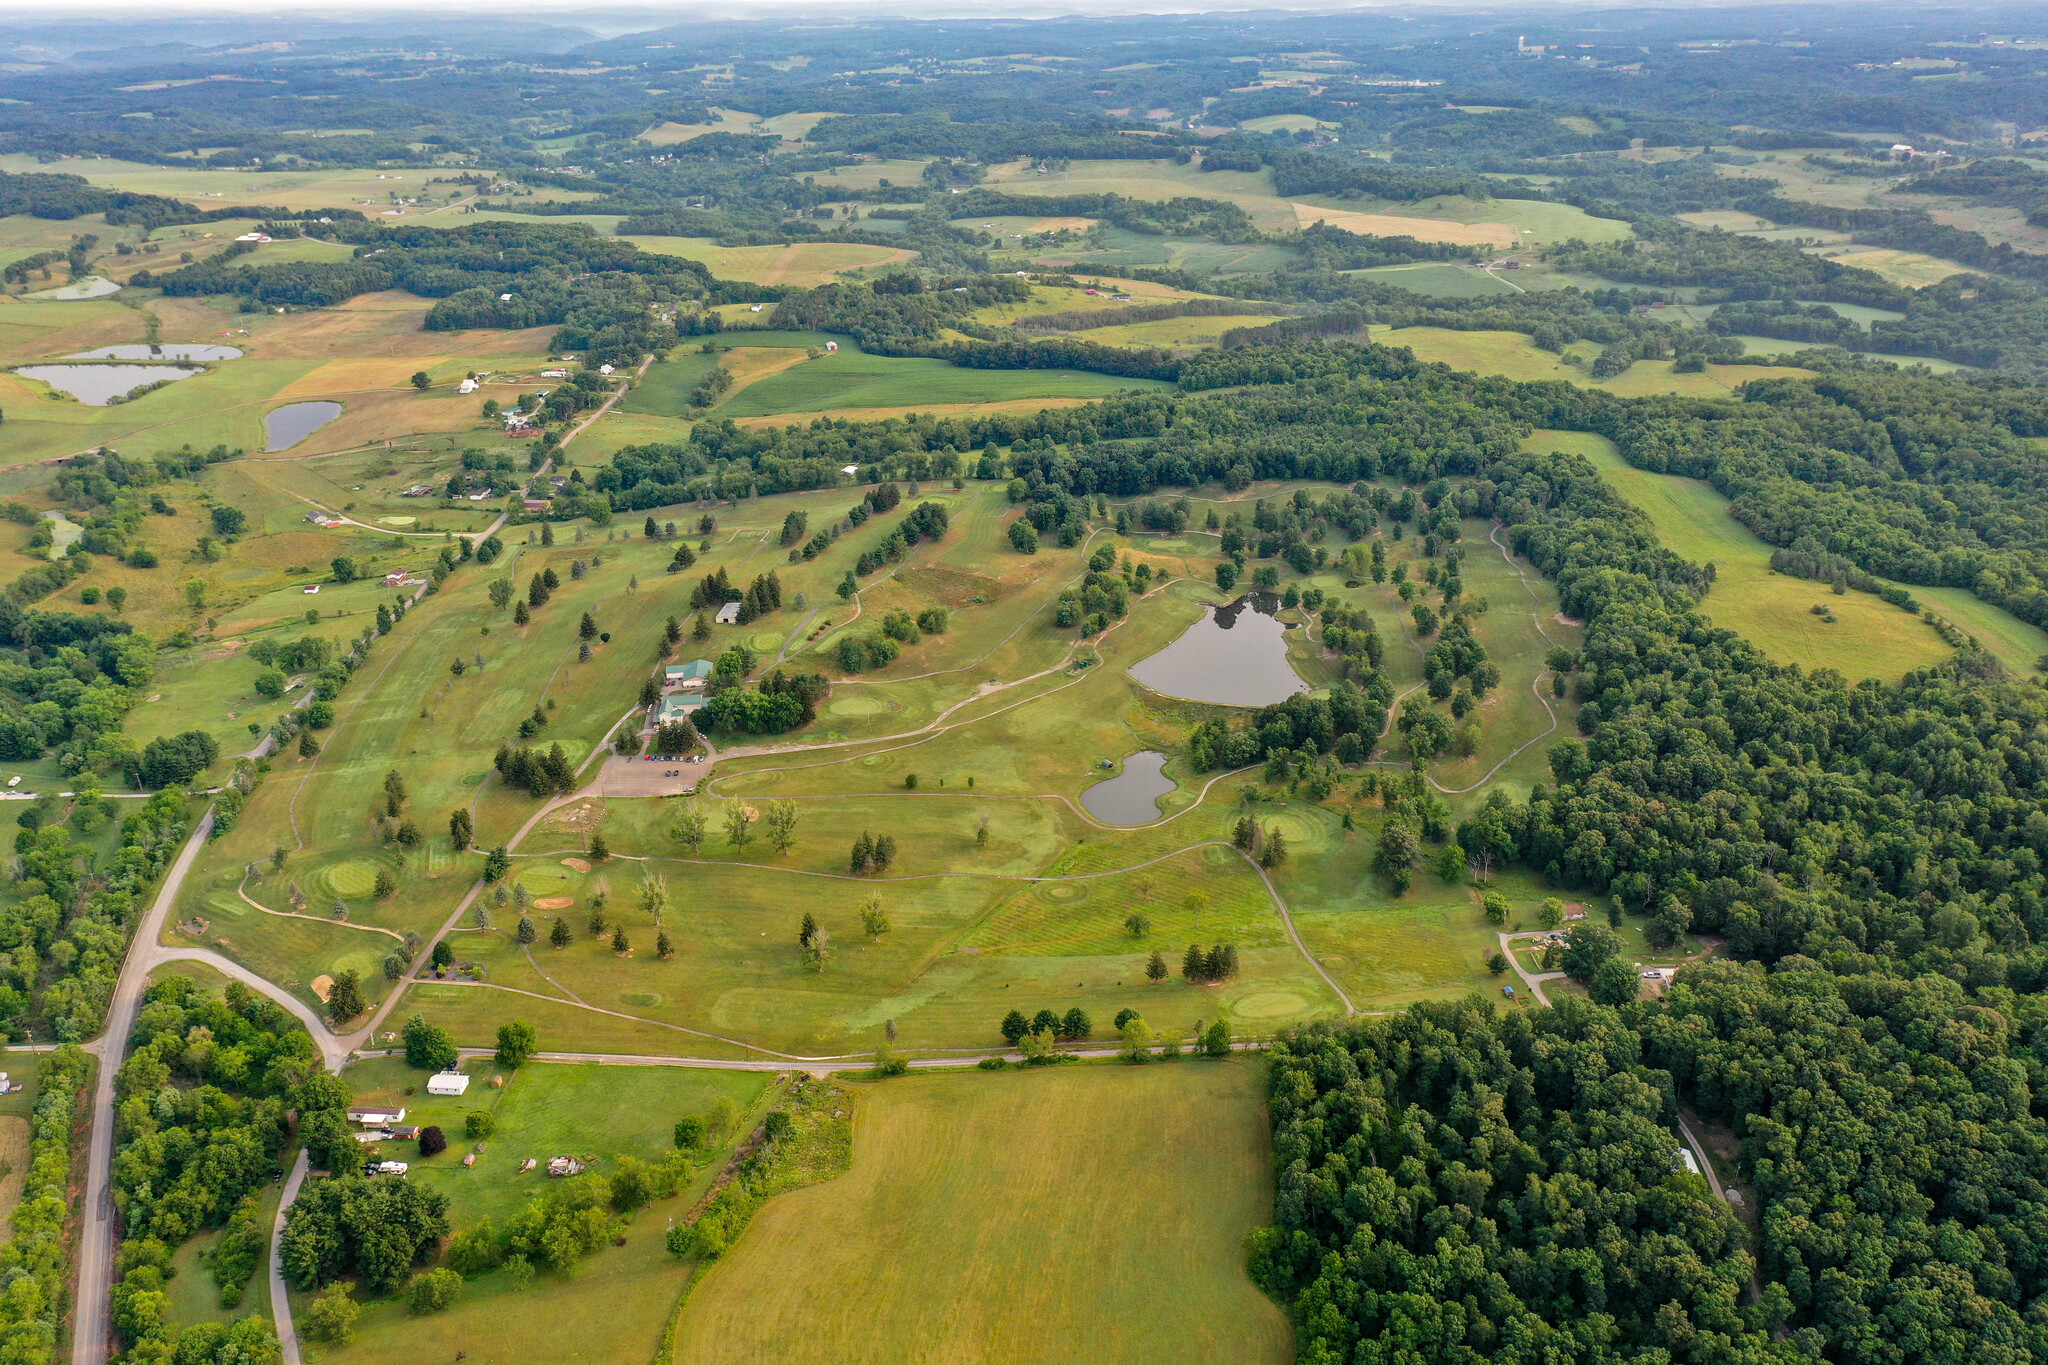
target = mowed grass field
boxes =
[623,235,913,286]
[673,1061,1291,1365]
[1560,430,2048,678]
[715,349,1171,418]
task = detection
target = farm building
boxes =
[427,1071,471,1097]
[715,601,742,625]
[665,659,715,689]
[348,1105,406,1127]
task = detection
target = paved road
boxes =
[71,808,217,1365]
[268,1150,310,1365]
[1497,929,1567,1005]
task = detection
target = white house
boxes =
[427,1070,471,1097]
[457,378,478,395]
[598,363,614,376]
[825,341,839,352]
[347,1105,407,1127]
[541,368,567,379]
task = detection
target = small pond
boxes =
[265,401,343,452]
[1081,751,1175,826]
[28,276,120,300]
[1129,592,1310,707]
[68,343,244,361]
[15,363,202,405]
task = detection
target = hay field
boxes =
[1814,246,1971,287]
[1294,202,1515,246]
[1562,430,2048,678]
[623,236,913,285]
[673,1062,1291,1365]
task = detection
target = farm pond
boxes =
[1081,751,1176,826]
[1128,592,1309,707]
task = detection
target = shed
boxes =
[715,601,742,625]
[547,1156,586,1178]
[427,1071,471,1097]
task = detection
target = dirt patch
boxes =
[560,858,591,873]
[533,895,575,910]
[309,974,333,1002]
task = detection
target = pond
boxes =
[15,363,202,405]
[265,401,343,452]
[1081,751,1176,826]
[67,343,244,361]
[27,276,120,300]
[1128,592,1310,707]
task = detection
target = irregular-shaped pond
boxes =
[67,344,244,361]
[1081,751,1176,826]
[15,364,201,405]
[265,401,343,452]
[1129,592,1309,707]
[28,276,120,300]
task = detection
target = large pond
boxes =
[15,364,202,405]
[67,343,244,362]
[1129,592,1310,707]
[265,401,343,452]
[1081,751,1176,826]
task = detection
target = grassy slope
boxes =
[674,1061,1291,1365]
[1559,430,2048,678]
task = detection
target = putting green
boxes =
[618,991,666,1008]
[1231,991,1311,1019]
[748,631,783,652]
[830,696,887,718]
[319,859,382,898]
[1039,883,1084,902]
[514,865,574,893]
[328,949,382,982]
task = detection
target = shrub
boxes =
[406,1267,462,1314]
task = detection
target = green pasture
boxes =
[616,350,722,416]
[675,1060,1291,1365]
[344,1057,771,1230]
[1561,430,2048,678]
[1344,262,1520,298]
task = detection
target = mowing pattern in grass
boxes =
[673,1061,1291,1365]
[963,844,1284,956]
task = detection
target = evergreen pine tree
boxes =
[850,831,873,873]
[1147,951,1168,982]
[799,912,818,948]
[612,923,629,953]
[1182,943,1206,982]
[550,918,570,948]
[657,930,673,960]
[517,915,536,944]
